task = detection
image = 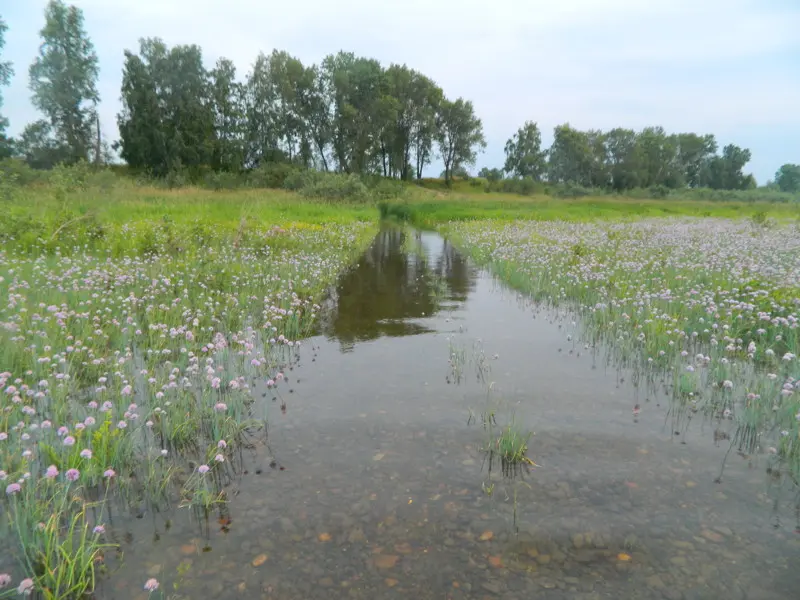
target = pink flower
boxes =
[117,421,127,430]
[197,464,210,474]
[17,578,33,596]
[63,435,75,446]
[214,454,225,463]
[214,402,227,412]
[65,468,80,482]
[84,416,96,426]
[0,573,11,588]
[103,469,115,478]
[144,578,159,592]
[6,483,21,495]
[80,449,92,459]
[45,465,59,479]
[93,525,105,534]
[217,439,227,449]
[121,385,132,396]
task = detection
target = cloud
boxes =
[3,0,798,182]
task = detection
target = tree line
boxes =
[0,1,798,194]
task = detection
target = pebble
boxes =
[481,580,502,594]
[701,529,724,543]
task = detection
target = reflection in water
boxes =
[320,227,476,349]
[101,228,798,600]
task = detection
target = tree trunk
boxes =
[95,111,102,169]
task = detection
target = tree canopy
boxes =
[498,123,756,192]
[0,1,792,192]
[26,0,99,166]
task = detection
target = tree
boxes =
[322,52,386,174]
[547,124,593,186]
[28,0,99,165]
[410,76,442,179]
[117,41,167,173]
[15,119,69,169]
[676,133,716,188]
[0,16,13,158]
[478,167,503,182]
[117,38,214,175]
[503,121,546,180]
[209,57,245,171]
[637,126,682,188]
[775,164,800,193]
[604,128,641,190]
[435,98,485,184]
[705,144,752,190]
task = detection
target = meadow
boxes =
[1,171,799,598]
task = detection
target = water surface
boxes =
[111,227,798,600]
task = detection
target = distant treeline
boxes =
[0,1,799,195]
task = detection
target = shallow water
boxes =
[108,227,798,600]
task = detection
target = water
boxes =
[109,227,798,599]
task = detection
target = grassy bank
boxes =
[380,194,800,227]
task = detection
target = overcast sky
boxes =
[3,0,799,183]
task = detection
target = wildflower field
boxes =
[0,184,375,597]
[445,218,800,486]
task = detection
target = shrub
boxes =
[378,201,414,221]
[299,173,369,202]
[283,168,322,192]
[248,162,300,189]
[203,171,243,191]
[369,178,408,201]
[0,158,45,186]
[86,168,121,192]
[553,183,594,198]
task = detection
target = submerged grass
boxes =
[445,218,800,500]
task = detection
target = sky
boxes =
[2,0,799,183]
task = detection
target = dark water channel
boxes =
[117,227,798,600]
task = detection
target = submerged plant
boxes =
[447,217,800,496]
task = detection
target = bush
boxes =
[86,168,121,192]
[248,162,300,189]
[369,178,408,201]
[552,183,595,198]
[163,169,189,189]
[378,201,414,221]
[298,173,369,202]
[283,169,323,192]
[0,158,46,186]
[203,171,244,191]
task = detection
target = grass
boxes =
[381,194,800,228]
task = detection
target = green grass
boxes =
[381,194,800,227]
[6,182,376,227]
